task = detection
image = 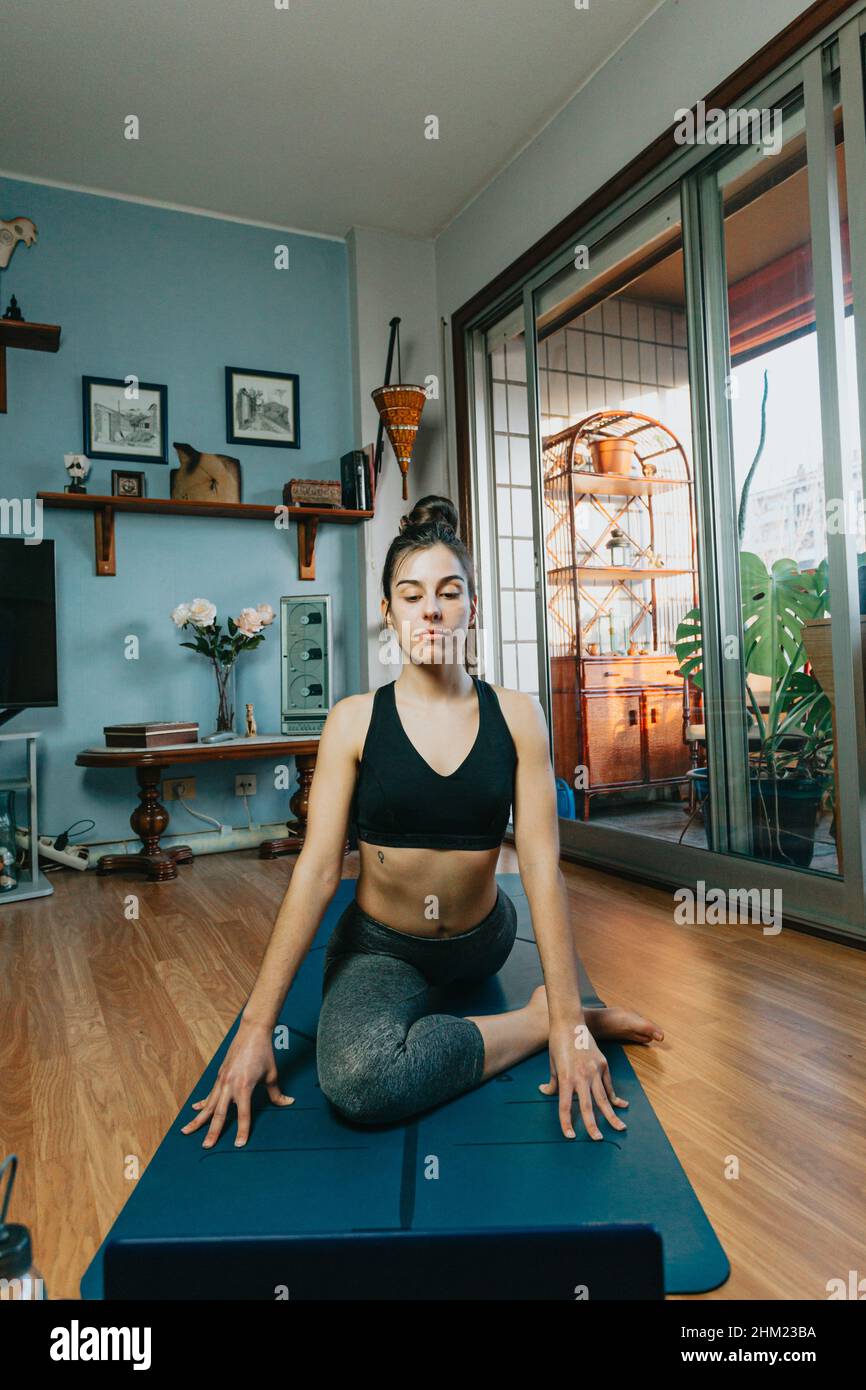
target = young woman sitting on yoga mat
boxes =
[181,495,663,1151]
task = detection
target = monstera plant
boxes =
[674,552,834,866]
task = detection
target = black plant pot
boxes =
[689,770,826,868]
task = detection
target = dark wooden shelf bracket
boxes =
[94,503,116,577]
[296,514,319,581]
[0,318,61,414]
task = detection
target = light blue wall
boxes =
[0,176,358,846]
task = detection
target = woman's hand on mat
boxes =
[180,1017,294,1149]
[540,1023,628,1142]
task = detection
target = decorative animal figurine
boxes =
[0,217,38,270]
[170,442,241,503]
[245,703,257,737]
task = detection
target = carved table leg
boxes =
[96,764,194,881]
[259,752,350,860]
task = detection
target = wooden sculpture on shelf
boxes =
[371,316,426,501]
[245,703,257,737]
[170,442,241,503]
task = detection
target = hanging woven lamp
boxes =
[371,384,426,500]
[371,317,426,500]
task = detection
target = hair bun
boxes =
[399,494,460,538]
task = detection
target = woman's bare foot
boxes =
[586,1005,664,1045]
[525,984,550,1032]
[466,984,550,1080]
[529,986,663,1045]
[465,987,663,1087]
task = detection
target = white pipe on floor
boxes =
[80,821,297,864]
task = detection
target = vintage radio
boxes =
[280,595,333,736]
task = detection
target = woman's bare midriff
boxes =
[354,840,501,937]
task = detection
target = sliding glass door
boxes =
[683,41,866,923]
[526,192,713,849]
[466,12,866,936]
[709,89,841,877]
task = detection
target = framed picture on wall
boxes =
[225,366,300,448]
[83,377,168,464]
[111,469,146,498]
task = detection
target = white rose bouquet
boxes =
[171,598,275,733]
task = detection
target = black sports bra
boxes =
[350,675,517,850]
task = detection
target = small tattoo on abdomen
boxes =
[378,850,385,863]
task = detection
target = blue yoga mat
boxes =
[80,873,729,1297]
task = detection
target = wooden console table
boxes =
[75,734,331,881]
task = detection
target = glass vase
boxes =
[213,660,237,735]
[0,789,18,893]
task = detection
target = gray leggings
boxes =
[317,884,518,1125]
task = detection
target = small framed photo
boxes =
[111,469,146,498]
[83,376,168,464]
[226,366,300,449]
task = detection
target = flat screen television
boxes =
[0,538,58,728]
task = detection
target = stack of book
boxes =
[103,722,199,749]
[340,446,375,511]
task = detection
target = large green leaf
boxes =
[675,553,830,688]
[671,546,848,787]
[739,552,825,679]
[673,608,704,691]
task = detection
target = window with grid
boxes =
[487,332,539,695]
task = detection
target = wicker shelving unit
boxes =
[542,409,700,819]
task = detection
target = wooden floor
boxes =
[1,842,863,1301]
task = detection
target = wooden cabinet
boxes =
[583,691,643,786]
[572,658,690,819]
[582,655,685,689]
[644,689,688,783]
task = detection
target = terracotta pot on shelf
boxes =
[590,437,637,476]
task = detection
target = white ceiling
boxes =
[1,0,663,239]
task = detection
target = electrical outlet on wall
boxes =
[163,778,196,800]
[235,775,257,797]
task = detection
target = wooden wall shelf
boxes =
[0,318,62,414]
[36,491,373,580]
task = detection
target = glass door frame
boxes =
[463,2,866,939]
